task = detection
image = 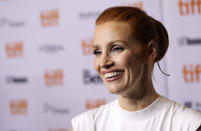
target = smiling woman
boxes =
[70,6,201,131]
[93,21,148,97]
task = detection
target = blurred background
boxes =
[0,0,201,131]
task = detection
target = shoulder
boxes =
[173,104,201,130]
[166,98,201,120]
[71,107,97,131]
[162,97,201,130]
[71,100,116,131]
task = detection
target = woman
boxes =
[71,6,201,131]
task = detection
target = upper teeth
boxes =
[104,71,122,78]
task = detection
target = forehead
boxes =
[93,21,133,45]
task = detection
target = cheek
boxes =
[115,52,134,68]
[118,52,142,77]
[94,58,99,72]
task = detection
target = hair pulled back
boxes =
[96,6,169,62]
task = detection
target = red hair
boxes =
[96,6,169,62]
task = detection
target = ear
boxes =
[146,41,157,63]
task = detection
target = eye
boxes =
[111,46,124,53]
[93,49,102,56]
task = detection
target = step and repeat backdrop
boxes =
[0,0,200,131]
[163,0,201,112]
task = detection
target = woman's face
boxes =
[93,21,146,96]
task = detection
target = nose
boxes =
[99,54,114,69]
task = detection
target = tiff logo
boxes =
[178,0,201,15]
[81,38,93,55]
[10,99,28,115]
[178,36,201,46]
[40,9,59,27]
[183,64,201,83]
[45,70,63,86]
[86,99,106,110]
[122,1,143,10]
[6,42,23,58]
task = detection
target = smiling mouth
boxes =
[104,71,124,82]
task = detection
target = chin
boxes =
[106,85,126,94]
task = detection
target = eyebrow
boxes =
[92,44,99,49]
[92,40,128,49]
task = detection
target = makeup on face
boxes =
[93,21,145,95]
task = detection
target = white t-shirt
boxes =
[72,96,201,131]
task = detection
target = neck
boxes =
[118,81,160,111]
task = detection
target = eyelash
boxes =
[111,46,124,53]
[93,49,102,56]
[93,46,124,56]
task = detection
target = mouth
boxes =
[103,70,124,82]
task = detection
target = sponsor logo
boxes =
[44,70,63,86]
[183,64,201,83]
[79,11,100,19]
[83,69,103,84]
[6,76,28,84]
[86,99,106,110]
[43,103,69,114]
[10,99,28,115]
[178,0,201,15]
[40,9,59,27]
[0,17,25,27]
[184,101,193,108]
[10,129,24,131]
[178,36,201,46]
[0,0,15,2]
[48,128,67,131]
[122,1,143,10]
[81,38,93,55]
[5,42,23,58]
[195,102,201,112]
[39,44,64,54]
[184,101,201,111]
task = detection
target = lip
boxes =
[101,69,124,82]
